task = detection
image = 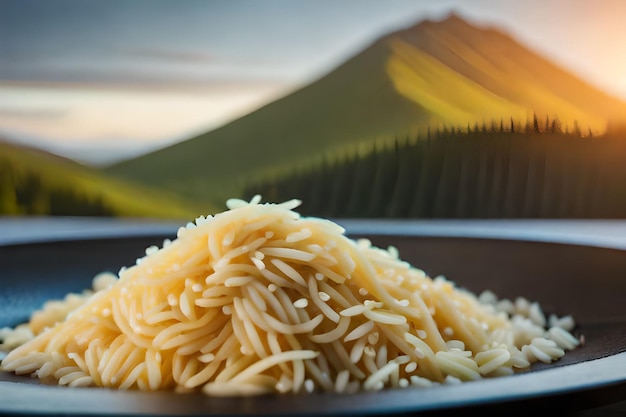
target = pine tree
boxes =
[573,120,582,137]
[0,165,19,214]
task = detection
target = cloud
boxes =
[0,81,294,164]
[123,48,222,64]
[0,106,68,120]
[0,41,294,93]
[0,77,292,96]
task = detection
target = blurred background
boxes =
[2,0,626,221]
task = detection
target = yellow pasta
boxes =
[0,196,581,395]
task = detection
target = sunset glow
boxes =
[1,0,626,164]
[0,83,287,163]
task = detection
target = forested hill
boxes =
[103,13,626,207]
[0,140,212,218]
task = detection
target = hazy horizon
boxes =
[2,0,626,165]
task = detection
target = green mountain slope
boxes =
[105,37,425,205]
[390,14,626,131]
[104,14,626,206]
[0,140,214,219]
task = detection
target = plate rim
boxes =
[5,217,626,251]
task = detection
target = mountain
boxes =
[104,13,626,206]
[387,14,626,129]
[0,140,214,219]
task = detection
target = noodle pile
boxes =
[0,196,581,395]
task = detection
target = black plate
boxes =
[1,228,626,416]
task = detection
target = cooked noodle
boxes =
[0,196,581,395]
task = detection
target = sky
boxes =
[1,0,626,165]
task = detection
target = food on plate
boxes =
[0,196,581,395]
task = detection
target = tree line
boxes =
[243,116,626,219]
[0,164,114,216]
